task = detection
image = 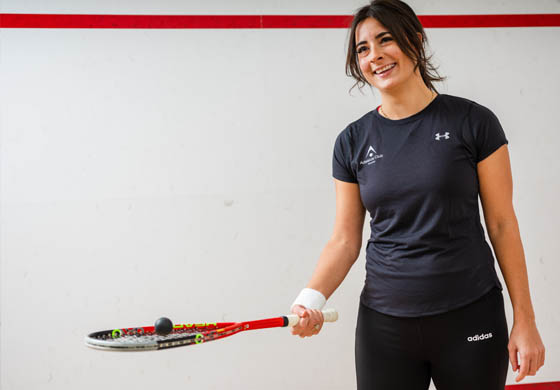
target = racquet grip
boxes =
[286,308,338,327]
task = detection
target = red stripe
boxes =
[0,13,559,29]
[419,14,560,28]
[506,382,560,389]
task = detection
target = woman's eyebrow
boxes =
[356,31,390,47]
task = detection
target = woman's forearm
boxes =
[306,239,361,300]
[488,219,535,323]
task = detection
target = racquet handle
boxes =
[286,308,338,327]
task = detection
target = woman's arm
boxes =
[291,179,366,337]
[307,179,366,299]
[478,144,545,382]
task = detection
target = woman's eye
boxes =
[357,46,367,53]
[381,37,392,43]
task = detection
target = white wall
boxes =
[1,1,559,389]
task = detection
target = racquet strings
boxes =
[90,323,228,346]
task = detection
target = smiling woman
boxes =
[345,0,445,95]
[289,0,545,389]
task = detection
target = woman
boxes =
[290,1,545,389]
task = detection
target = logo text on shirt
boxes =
[360,145,384,165]
[435,132,450,141]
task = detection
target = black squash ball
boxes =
[154,317,173,336]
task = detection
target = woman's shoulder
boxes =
[336,109,377,140]
[438,93,497,117]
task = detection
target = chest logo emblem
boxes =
[435,132,450,141]
[360,145,384,165]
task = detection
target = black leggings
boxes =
[355,288,509,390]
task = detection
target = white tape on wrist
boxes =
[291,288,326,311]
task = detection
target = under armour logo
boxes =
[435,132,450,141]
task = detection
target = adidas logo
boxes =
[467,333,493,342]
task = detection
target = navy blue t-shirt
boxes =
[333,93,508,317]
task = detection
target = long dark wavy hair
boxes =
[345,0,446,94]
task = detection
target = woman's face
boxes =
[355,17,418,92]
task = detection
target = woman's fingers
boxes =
[508,345,519,372]
[291,306,309,335]
[308,309,324,333]
[291,308,324,338]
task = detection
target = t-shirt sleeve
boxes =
[332,128,358,183]
[470,104,509,163]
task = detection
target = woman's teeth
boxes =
[375,63,396,74]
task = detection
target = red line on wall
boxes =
[0,13,559,29]
[506,382,560,390]
[420,13,560,28]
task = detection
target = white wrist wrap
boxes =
[291,288,326,311]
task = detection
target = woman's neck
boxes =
[378,78,437,120]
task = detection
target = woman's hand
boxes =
[291,305,324,338]
[508,319,545,382]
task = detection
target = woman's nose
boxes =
[368,45,382,62]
